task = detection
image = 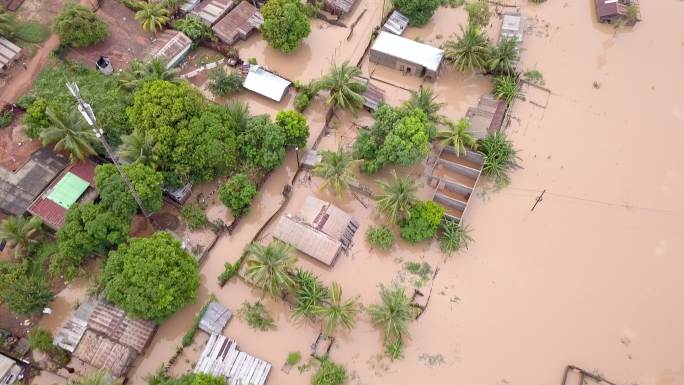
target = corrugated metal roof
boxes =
[199,301,232,335]
[322,0,357,14]
[273,216,342,266]
[0,353,15,381]
[87,301,156,354]
[211,1,263,45]
[146,30,192,69]
[242,65,291,102]
[28,197,68,229]
[371,31,444,72]
[73,331,136,378]
[0,37,21,69]
[46,172,90,209]
[191,0,235,25]
[383,10,409,35]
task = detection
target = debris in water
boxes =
[419,353,446,367]
[593,81,601,89]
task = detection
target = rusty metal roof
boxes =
[87,301,156,354]
[212,1,263,45]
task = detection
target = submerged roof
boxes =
[595,0,621,17]
[371,31,444,72]
[73,331,136,378]
[500,14,524,42]
[322,0,357,14]
[242,65,291,102]
[199,301,232,335]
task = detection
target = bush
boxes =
[465,0,491,27]
[0,111,12,128]
[311,359,347,385]
[392,0,440,26]
[53,3,108,47]
[439,220,472,255]
[218,173,258,216]
[238,301,276,331]
[286,351,302,366]
[207,67,243,97]
[181,204,209,230]
[28,328,53,352]
[294,91,311,112]
[479,132,518,186]
[292,269,328,320]
[14,21,51,43]
[493,75,520,105]
[173,15,212,42]
[399,201,445,243]
[275,110,309,148]
[366,225,395,250]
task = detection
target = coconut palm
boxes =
[367,285,415,345]
[0,6,16,37]
[118,58,179,90]
[134,2,169,34]
[292,269,329,321]
[376,170,420,223]
[0,215,43,259]
[40,106,97,163]
[439,220,473,255]
[244,240,298,297]
[479,132,518,186]
[116,129,155,165]
[443,23,490,72]
[314,61,367,112]
[435,118,478,156]
[493,74,520,105]
[404,87,444,125]
[68,370,121,385]
[312,147,356,196]
[313,281,359,336]
[487,36,520,76]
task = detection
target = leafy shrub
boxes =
[28,328,54,352]
[181,204,209,230]
[399,201,445,243]
[311,359,347,385]
[275,110,309,148]
[53,3,108,47]
[365,225,395,250]
[479,132,518,186]
[238,301,276,331]
[0,260,54,317]
[219,173,258,216]
[217,254,244,286]
[207,67,243,97]
[173,15,212,42]
[439,220,473,255]
[238,115,286,172]
[286,351,302,366]
[261,0,311,53]
[392,0,440,26]
[14,21,51,43]
[493,75,520,105]
[0,111,12,127]
[404,261,432,288]
[465,0,491,27]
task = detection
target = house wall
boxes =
[369,49,426,77]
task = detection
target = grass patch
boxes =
[286,351,302,366]
[14,21,51,43]
[238,301,276,331]
[403,261,433,288]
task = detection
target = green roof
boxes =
[47,172,90,209]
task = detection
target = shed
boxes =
[145,30,193,69]
[242,65,291,102]
[194,334,271,385]
[369,31,444,80]
[211,1,263,45]
[499,13,524,43]
[465,94,506,139]
[87,301,156,354]
[73,331,136,378]
[301,149,322,168]
[355,77,385,111]
[273,216,342,266]
[191,0,235,26]
[198,301,232,335]
[0,37,21,73]
[298,196,358,246]
[383,10,409,35]
[0,353,22,385]
[595,0,640,23]
[54,299,97,353]
[318,0,358,15]
[28,160,98,230]
[0,148,68,216]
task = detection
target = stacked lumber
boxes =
[194,334,271,385]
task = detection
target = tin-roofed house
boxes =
[0,37,21,73]
[240,64,291,102]
[316,0,358,16]
[369,31,444,80]
[212,1,263,45]
[145,29,193,69]
[0,353,23,385]
[382,10,409,35]
[191,0,235,26]
[595,0,640,24]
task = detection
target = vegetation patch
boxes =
[53,3,109,47]
[14,21,50,43]
[238,301,276,331]
[399,201,445,243]
[311,359,347,385]
[479,132,519,187]
[219,173,258,216]
[181,204,210,231]
[403,261,433,288]
[439,221,472,255]
[286,351,302,366]
[182,294,216,347]
[366,225,395,251]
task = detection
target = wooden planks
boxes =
[195,334,271,385]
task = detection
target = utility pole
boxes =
[66,82,156,228]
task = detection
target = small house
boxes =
[595,0,640,24]
[355,76,385,111]
[499,13,524,43]
[195,334,271,385]
[383,10,409,35]
[369,31,444,80]
[145,30,193,69]
[241,65,291,102]
[316,0,358,16]
[465,94,506,139]
[212,1,263,45]
[0,37,21,73]
[191,0,235,26]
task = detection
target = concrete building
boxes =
[369,31,444,80]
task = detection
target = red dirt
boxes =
[0,118,41,172]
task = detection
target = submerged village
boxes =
[1,0,683,385]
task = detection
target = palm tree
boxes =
[314,61,367,112]
[312,147,356,196]
[116,129,155,165]
[0,6,16,37]
[443,23,490,72]
[367,285,415,346]
[404,88,444,124]
[68,370,121,385]
[435,118,478,156]
[134,2,169,34]
[376,170,420,223]
[244,240,298,297]
[439,220,473,255]
[292,269,328,321]
[225,100,251,134]
[313,281,359,336]
[118,58,179,90]
[487,36,519,76]
[493,74,520,105]
[40,106,97,163]
[0,215,43,259]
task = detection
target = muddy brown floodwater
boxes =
[31,1,684,385]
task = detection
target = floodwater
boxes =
[29,1,684,385]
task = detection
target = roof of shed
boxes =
[371,31,444,72]
[145,30,192,66]
[191,0,235,25]
[87,301,156,354]
[0,37,21,67]
[199,301,232,335]
[273,216,342,266]
[211,1,263,45]
[242,65,291,102]
[73,331,136,378]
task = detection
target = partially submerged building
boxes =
[145,29,193,69]
[212,1,263,45]
[240,64,291,102]
[427,147,484,223]
[382,10,409,35]
[273,197,358,266]
[198,300,232,335]
[317,0,358,16]
[499,13,524,42]
[0,148,68,216]
[191,0,235,26]
[355,77,385,111]
[369,31,444,80]
[465,94,506,139]
[195,334,271,385]
[28,160,98,230]
[0,37,21,74]
[595,0,641,24]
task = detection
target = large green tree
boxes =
[40,105,97,163]
[275,110,309,148]
[102,231,200,323]
[95,163,164,218]
[399,200,445,243]
[0,261,54,316]
[244,240,297,298]
[392,0,440,26]
[238,115,286,172]
[313,62,367,113]
[260,0,311,53]
[53,3,108,47]
[0,215,43,259]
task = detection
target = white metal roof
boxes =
[371,31,444,72]
[242,65,291,102]
[500,14,524,42]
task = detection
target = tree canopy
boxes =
[392,0,440,26]
[101,231,200,323]
[0,261,54,316]
[260,0,311,53]
[238,115,286,172]
[399,201,445,243]
[53,3,108,47]
[218,173,258,216]
[95,163,164,218]
[275,110,309,148]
